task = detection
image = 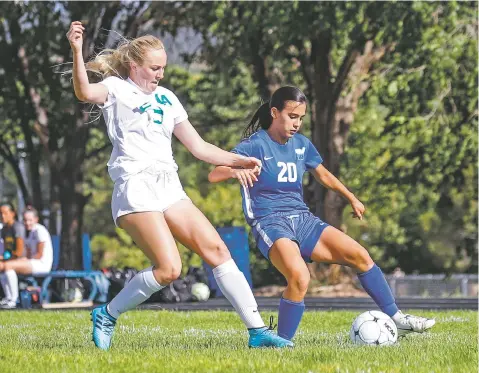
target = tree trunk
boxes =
[1,153,31,208]
[307,40,390,282]
[55,105,91,269]
[58,180,86,270]
[309,40,389,228]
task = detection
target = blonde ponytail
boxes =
[85,35,165,81]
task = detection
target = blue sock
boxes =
[358,264,398,317]
[277,297,305,341]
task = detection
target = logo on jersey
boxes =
[154,94,172,106]
[137,94,172,125]
[295,147,305,160]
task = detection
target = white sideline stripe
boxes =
[255,221,273,247]
[242,185,255,220]
[41,301,93,309]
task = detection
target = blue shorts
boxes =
[252,211,330,263]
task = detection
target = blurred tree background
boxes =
[0,1,477,286]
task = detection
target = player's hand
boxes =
[233,156,262,174]
[350,197,365,220]
[67,21,85,53]
[232,168,260,188]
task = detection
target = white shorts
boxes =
[29,259,52,275]
[112,169,190,226]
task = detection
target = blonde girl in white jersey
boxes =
[67,21,292,350]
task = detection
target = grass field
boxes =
[0,309,476,373]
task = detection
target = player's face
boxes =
[272,101,307,140]
[23,212,37,231]
[0,206,15,225]
[130,48,167,94]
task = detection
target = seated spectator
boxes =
[0,206,53,309]
[0,202,26,308]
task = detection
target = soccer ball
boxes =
[191,282,210,302]
[350,310,398,346]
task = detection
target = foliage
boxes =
[90,228,151,270]
[154,1,478,274]
[1,2,476,276]
[342,2,478,273]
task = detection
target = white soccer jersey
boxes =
[99,76,189,183]
[25,223,53,265]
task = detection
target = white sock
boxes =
[0,273,12,300]
[107,266,165,319]
[392,310,404,321]
[4,270,18,303]
[213,259,265,329]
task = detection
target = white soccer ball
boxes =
[350,310,398,346]
[191,282,210,302]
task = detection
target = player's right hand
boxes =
[67,21,85,52]
[232,167,260,188]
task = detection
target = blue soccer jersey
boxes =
[232,129,323,225]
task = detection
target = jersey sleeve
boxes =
[98,76,122,108]
[36,226,50,243]
[231,139,253,157]
[14,222,25,239]
[170,93,189,125]
[305,138,323,170]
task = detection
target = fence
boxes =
[384,274,478,298]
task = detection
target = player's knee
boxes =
[288,269,310,295]
[202,240,231,265]
[351,248,374,272]
[156,264,182,284]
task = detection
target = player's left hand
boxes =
[350,198,365,220]
[234,156,262,174]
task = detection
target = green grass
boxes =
[0,309,476,373]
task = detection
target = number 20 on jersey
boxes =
[277,162,297,182]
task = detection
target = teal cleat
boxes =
[91,305,117,350]
[248,317,294,348]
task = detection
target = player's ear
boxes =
[271,107,278,119]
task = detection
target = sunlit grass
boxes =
[0,310,476,373]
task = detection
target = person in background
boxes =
[0,206,53,309]
[0,202,26,308]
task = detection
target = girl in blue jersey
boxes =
[209,86,435,341]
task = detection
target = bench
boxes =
[19,234,109,306]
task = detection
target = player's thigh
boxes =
[269,238,310,283]
[163,199,231,266]
[310,225,373,271]
[3,258,33,275]
[117,211,181,270]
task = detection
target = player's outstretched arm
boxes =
[311,164,365,220]
[208,166,236,183]
[208,166,260,187]
[174,120,262,170]
[67,21,108,104]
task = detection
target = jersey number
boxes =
[277,162,297,182]
[138,94,172,125]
